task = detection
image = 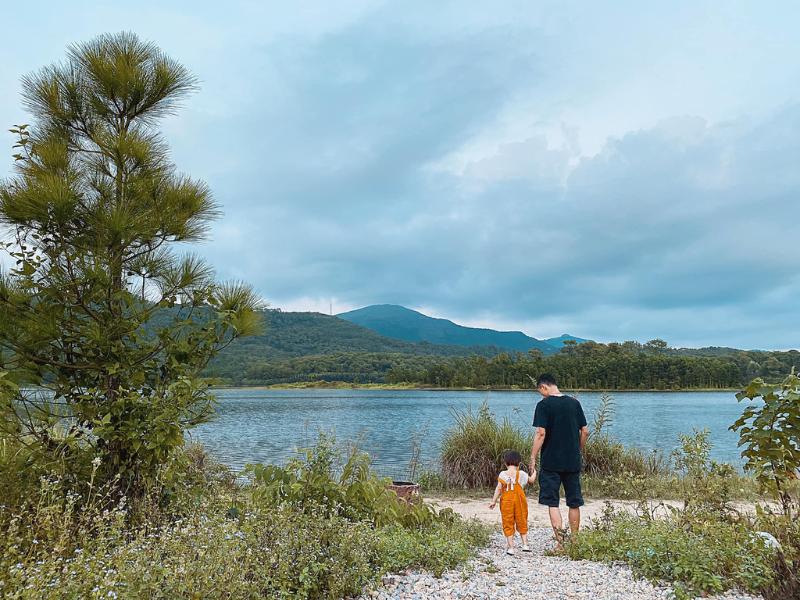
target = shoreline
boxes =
[214,383,742,393]
[426,496,776,526]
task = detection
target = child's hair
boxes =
[503,450,522,466]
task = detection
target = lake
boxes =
[193,389,751,475]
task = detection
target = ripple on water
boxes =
[193,389,747,473]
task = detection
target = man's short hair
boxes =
[503,450,522,466]
[536,373,557,387]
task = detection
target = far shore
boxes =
[213,382,742,393]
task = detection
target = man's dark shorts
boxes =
[538,470,584,508]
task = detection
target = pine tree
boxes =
[0,32,264,494]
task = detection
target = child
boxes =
[489,450,530,555]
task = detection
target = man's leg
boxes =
[548,507,566,548]
[539,470,564,547]
[568,507,580,533]
[564,472,584,535]
[548,506,562,529]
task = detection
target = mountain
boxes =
[205,309,516,383]
[337,304,562,354]
[544,334,592,347]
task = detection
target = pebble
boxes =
[355,528,764,600]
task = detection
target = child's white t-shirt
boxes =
[498,469,529,489]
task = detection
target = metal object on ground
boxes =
[387,481,421,503]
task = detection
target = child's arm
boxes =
[489,480,503,509]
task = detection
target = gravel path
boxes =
[353,528,764,600]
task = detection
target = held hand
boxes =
[531,468,537,481]
[489,502,496,509]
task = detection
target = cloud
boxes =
[463,131,578,184]
[212,104,800,349]
[1,1,799,349]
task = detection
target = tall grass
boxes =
[440,400,533,488]
[582,393,668,478]
[439,394,667,491]
[432,393,764,502]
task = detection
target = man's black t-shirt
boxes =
[532,395,587,472]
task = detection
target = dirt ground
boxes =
[426,496,771,528]
[426,496,673,527]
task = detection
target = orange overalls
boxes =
[499,470,528,538]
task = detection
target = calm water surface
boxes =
[193,389,748,474]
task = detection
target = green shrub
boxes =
[729,372,800,598]
[1,502,488,600]
[754,510,800,600]
[566,503,775,599]
[0,438,488,599]
[376,519,492,577]
[566,416,788,599]
[417,468,451,493]
[732,372,800,515]
[672,428,735,511]
[440,401,533,488]
[1,502,379,600]
[246,433,445,528]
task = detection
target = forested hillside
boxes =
[224,338,799,389]
[143,307,797,388]
[202,309,513,383]
[383,340,798,390]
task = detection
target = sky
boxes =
[1,1,799,349]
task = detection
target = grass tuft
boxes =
[440,400,533,489]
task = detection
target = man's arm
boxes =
[530,427,546,479]
[579,425,589,452]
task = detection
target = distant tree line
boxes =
[221,352,465,386]
[216,339,798,389]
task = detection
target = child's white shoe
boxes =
[506,548,515,556]
[522,545,531,552]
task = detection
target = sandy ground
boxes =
[426,496,772,528]
[426,496,677,527]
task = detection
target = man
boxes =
[530,373,589,548]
